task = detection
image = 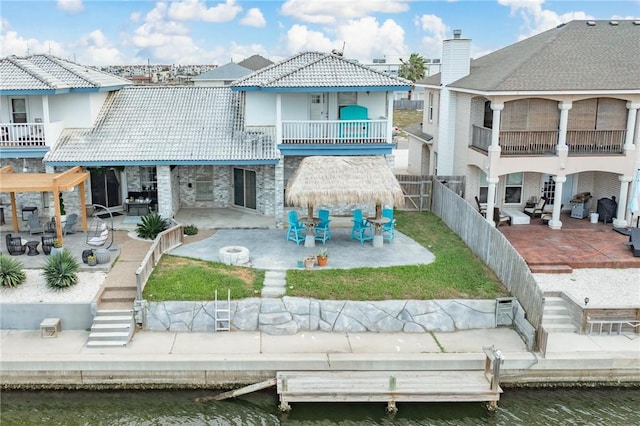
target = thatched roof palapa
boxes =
[285,156,405,209]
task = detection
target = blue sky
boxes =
[1,0,638,66]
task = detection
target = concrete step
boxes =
[543,323,576,333]
[544,296,567,307]
[265,270,286,280]
[263,278,286,287]
[261,286,286,298]
[91,323,132,332]
[100,289,137,302]
[531,264,573,274]
[544,306,569,315]
[87,331,131,341]
[98,301,134,311]
[542,314,573,324]
[94,315,134,323]
[96,309,134,316]
[85,340,129,348]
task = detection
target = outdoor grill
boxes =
[570,192,592,219]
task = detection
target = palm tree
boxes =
[399,53,427,100]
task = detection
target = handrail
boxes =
[135,223,184,300]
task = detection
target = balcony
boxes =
[1,123,46,148]
[471,125,626,156]
[282,119,389,144]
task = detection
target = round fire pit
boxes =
[219,246,250,266]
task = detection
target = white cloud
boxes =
[498,0,594,40]
[286,24,334,53]
[130,12,142,23]
[0,26,65,58]
[57,0,84,14]
[280,0,409,24]
[167,0,242,23]
[414,14,449,59]
[240,8,266,28]
[72,30,125,65]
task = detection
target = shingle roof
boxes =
[45,86,279,165]
[232,52,412,90]
[450,20,640,92]
[192,62,253,81]
[0,54,131,92]
[237,54,274,71]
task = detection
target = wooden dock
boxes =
[277,346,504,414]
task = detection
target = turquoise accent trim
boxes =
[232,86,410,92]
[278,144,393,156]
[44,159,279,167]
[0,147,49,159]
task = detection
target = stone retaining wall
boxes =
[145,297,497,334]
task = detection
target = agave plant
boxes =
[0,255,26,288]
[42,250,79,289]
[136,212,170,240]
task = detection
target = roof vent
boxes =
[587,21,596,26]
[453,29,462,39]
[610,20,619,26]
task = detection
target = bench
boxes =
[502,208,530,225]
[40,318,61,338]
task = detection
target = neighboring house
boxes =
[408,20,640,229]
[2,51,411,226]
[237,54,274,71]
[0,54,131,211]
[191,62,253,87]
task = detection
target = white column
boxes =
[276,94,282,144]
[625,102,639,149]
[485,177,499,225]
[557,102,572,150]
[387,93,394,143]
[614,175,633,228]
[548,176,565,230]
[490,103,503,149]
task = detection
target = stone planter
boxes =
[87,257,97,266]
[95,249,111,265]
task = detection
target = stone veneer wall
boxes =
[145,297,497,335]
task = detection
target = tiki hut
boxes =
[286,156,404,219]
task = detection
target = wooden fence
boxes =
[430,179,544,330]
[395,175,464,212]
[135,223,184,300]
[394,100,424,110]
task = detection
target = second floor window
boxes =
[11,98,27,123]
[428,92,434,123]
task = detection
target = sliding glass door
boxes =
[233,168,256,210]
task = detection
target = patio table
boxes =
[301,217,320,247]
[26,240,40,256]
[367,217,390,248]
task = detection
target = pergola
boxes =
[0,165,89,245]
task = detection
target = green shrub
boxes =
[136,212,170,240]
[42,250,79,289]
[0,255,26,288]
[184,224,198,236]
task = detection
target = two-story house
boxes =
[3,51,410,226]
[408,20,640,229]
[0,55,131,212]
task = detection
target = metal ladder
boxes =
[214,289,231,332]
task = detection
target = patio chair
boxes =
[286,210,306,245]
[41,236,56,255]
[524,198,546,218]
[63,213,78,235]
[315,209,331,244]
[493,207,511,228]
[351,209,373,245]
[474,196,487,217]
[27,213,45,235]
[5,234,26,255]
[382,208,397,242]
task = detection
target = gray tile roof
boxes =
[0,54,131,92]
[450,20,640,92]
[233,52,412,90]
[192,62,253,81]
[237,54,274,71]
[45,86,279,165]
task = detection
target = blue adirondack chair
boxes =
[351,209,373,245]
[315,209,331,244]
[382,208,397,242]
[286,210,306,244]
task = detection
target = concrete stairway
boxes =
[261,270,286,298]
[86,310,135,348]
[542,296,576,333]
[99,285,137,310]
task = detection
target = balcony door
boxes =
[233,168,256,210]
[309,94,327,139]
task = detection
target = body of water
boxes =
[1,387,639,425]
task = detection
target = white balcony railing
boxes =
[0,123,46,147]
[282,119,389,144]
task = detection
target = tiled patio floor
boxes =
[499,212,640,272]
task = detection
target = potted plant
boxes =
[316,247,329,267]
[87,253,97,266]
[304,256,315,269]
[59,193,67,223]
[50,239,63,256]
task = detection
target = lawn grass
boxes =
[393,109,423,130]
[143,211,508,301]
[143,255,264,301]
[286,211,507,300]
